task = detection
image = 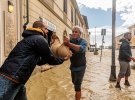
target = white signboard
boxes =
[42,18,56,32]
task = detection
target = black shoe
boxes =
[124,81,130,86]
[115,84,121,90]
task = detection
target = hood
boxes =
[22,27,44,38]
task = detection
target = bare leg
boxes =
[115,77,121,89]
[125,76,128,81]
[124,76,130,86]
[117,77,121,83]
[75,91,81,100]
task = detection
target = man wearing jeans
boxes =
[64,26,87,100]
[0,21,70,100]
[115,32,135,89]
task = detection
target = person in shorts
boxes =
[115,32,135,89]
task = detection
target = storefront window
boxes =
[63,0,67,14]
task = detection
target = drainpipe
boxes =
[23,0,29,30]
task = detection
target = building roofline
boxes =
[82,15,89,29]
[128,24,135,29]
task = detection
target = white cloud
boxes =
[89,26,128,46]
[76,0,135,46]
[77,0,112,11]
[116,0,135,26]
[89,26,128,36]
[76,0,135,27]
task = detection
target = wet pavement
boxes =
[26,49,135,100]
[81,49,135,100]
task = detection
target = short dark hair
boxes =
[33,21,45,28]
[124,32,131,38]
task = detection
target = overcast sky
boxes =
[76,0,135,46]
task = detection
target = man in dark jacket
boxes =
[64,26,87,100]
[0,21,70,100]
[115,32,135,89]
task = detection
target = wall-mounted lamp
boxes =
[8,1,14,13]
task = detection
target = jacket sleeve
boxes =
[35,37,64,65]
[37,56,64,65]
[79,39,87,53]
[37,57,47,66]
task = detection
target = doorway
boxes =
[47,30,53,47]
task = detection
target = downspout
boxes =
[23,0,29,30]
[75,8,76,25]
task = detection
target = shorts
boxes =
[71,69,85,91]
[118,61,131,78]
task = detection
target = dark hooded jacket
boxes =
[0,28,64,84]
[118,38,132,62]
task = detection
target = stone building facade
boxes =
[0,0,90,65]
[115,34,123,50]
[128,24,135,48]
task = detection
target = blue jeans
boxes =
[0,75,27,100]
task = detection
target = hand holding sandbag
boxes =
[63,50,72,60]
[57,43,72,58]
[50,34,72,59]
[63,37,70,46]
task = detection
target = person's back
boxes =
[0,28,52,83]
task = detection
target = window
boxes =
[71,7,73,23]
[76,19,78,25]
[63,0,67,14]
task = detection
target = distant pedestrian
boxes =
[64,26,87,100]
[115,32,135,89]
[0,20,70,100]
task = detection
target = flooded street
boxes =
[82,49,135,100]
[0,0,134,100]
[26,49,135,100]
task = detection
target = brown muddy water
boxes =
[26,49,135,100]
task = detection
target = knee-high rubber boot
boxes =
[75,91,81,100]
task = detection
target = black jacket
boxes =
[0,28,64,84]
[118,38,132,62]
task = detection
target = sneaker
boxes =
[115,84,121,90]
[124,81,130,86]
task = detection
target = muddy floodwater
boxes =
[26,49,135,100]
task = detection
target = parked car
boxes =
[90,48,95,52]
